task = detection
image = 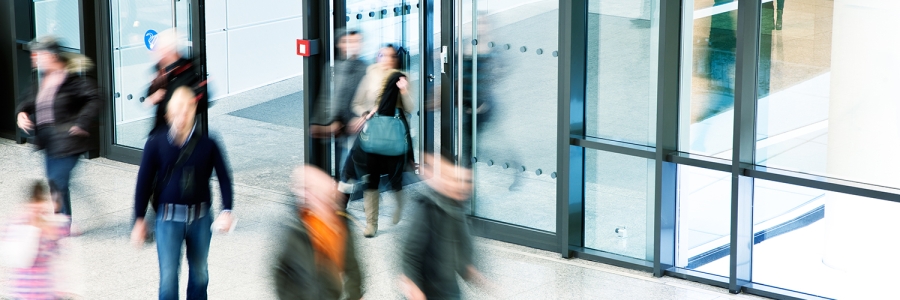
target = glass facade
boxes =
[16,0,900,298]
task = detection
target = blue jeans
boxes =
[156,212,213,300]
[45,154,80,217]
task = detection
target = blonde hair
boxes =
[152,28,186,55]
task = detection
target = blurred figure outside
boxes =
[348,44,416,237]
[0,181,72,299]
[273,165,363,300]
[15,36,101,231]
[131,86,235,300]
[145,28,209,136]
[310,29,368,202]
[399,153,491,300]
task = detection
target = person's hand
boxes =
[69,126,89,137]
[146,89,166,107]
[348,117,366,134]
[310,125,328,138]
[17,112,33,132]
[397,77,409,94]
[213,211,234,233]
[131,218,147,248]
[399,275,425,300]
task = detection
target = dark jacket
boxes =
[273,213,363,300]
[147,57,209,135]
[402,188,474,300]
[16,54,101,158]
[133,127,233,218]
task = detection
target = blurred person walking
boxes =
[310,29,368,203]
[399,153,490,300]
[15,36,101,231]
[347,45,416,237]
[145,28,209,136]
[273,165,363,300]
[0,181,72,300]
[131,86,235,300]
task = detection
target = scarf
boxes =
[301,209,347,271]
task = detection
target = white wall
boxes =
[205,0,304,100]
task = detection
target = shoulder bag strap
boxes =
[158,130,201,192]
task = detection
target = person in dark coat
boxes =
[145,28,208,136]
[273,165,363,300]
[400,153,491,300]
[16,36,101,225]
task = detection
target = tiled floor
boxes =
[0,139,768,300]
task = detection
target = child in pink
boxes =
[2,182,70,300]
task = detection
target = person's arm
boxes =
[134,138,160,220]
[212,140,233,211]
[73,77,102,133]
[398,76,416,115]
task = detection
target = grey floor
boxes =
[0,139,771,300]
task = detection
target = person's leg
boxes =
[185,213,213,300]
[156,216,186,300]
[362,154,381,237]
[387,156,406,224]
[46,154,79,217]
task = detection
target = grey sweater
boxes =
[312,58,368,127]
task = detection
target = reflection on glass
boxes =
[111,0,178,149]
[586,0,659,146]
[753,1,900,190]
[34,0,81,50]
[753,180,900,298]
[584,150,654,260]
[675,165,730,277]
[465,0,559,232]
[344,0,422,162]
[681,0,738,157]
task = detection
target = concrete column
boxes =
[824,0,900,276]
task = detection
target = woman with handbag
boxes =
[347,45,416,237]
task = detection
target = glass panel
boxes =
[586,0,659,146]
[675,165,730,277]
[753,179,900,298]
[110,0,177,149]
[584,150,654,260]
[680,0,738,158]
[754,1,900,189]
[34,0,81,50]
[465,0,559,232]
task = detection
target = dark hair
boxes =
[29,181,47,203]
[380,44,407,70]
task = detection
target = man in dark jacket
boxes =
[16,36,101,224]
[145,28,208,136]
[273,165,363,300]
[400,153,490,300]
[131,86,234,300]
[310,30,368,198]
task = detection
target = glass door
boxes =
[110,0,194,150]
[452,0,560,232]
